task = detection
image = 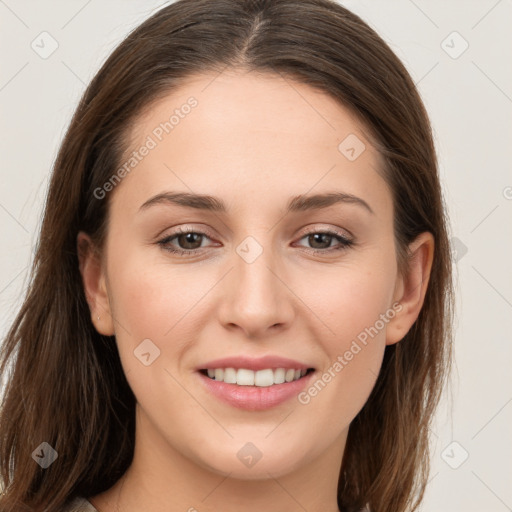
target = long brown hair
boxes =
[0,1,454,511]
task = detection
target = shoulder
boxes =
[61,496,99,512]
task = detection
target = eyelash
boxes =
[157,226,354,257]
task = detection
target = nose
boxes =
[217,240,295,339]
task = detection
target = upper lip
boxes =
[197,355,314,372]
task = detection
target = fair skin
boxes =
[78,68,433,512]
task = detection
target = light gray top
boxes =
[62,495,371,511]
[62,496,99,512]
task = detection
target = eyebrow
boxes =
[138,191,374,215]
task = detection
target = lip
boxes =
[196,355,313,372]
[197,369,315,411]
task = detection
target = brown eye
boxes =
[307,233,334,249]
[175,232,204,250]
[157,228,213,256]
[296,230,354,254]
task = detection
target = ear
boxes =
[385,232,434,346]
[77,231,115,336]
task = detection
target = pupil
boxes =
[310,233,331,249]
[180,233,201,249]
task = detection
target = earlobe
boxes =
[77,231,115,336]
[385,232,435,346]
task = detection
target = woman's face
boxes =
[84,69,411,481]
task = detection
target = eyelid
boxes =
[157,223,355,256]
[156,225,218,255]
[158,223,352,241]
[300,224,353,240]
[157,224,217,241]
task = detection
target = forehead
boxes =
[112,68,390,216]
[129,68,374,155]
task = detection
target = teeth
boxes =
[204,367,309,386]
[254,369,274,387]
[237,368,255,386]
[224,368,237,384]
[285,369,295,382]
[274,368,285,384]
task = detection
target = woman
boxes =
[0,1,453,511]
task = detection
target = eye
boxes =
[157,227,215,256]
[295,230,354,254]
[157,227,354,257]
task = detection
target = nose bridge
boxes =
[235,232,283,303]
[219,232,294,335]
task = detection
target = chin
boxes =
[194,443,307,480]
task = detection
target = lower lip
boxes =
[197,370,315,411]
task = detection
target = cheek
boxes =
[108,247,208,337]
[296,261,395,416]
[297,258,396,344]
[108,237,397,345]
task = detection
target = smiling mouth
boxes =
[199,367,315,387]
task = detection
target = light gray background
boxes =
[1,1,511,510]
